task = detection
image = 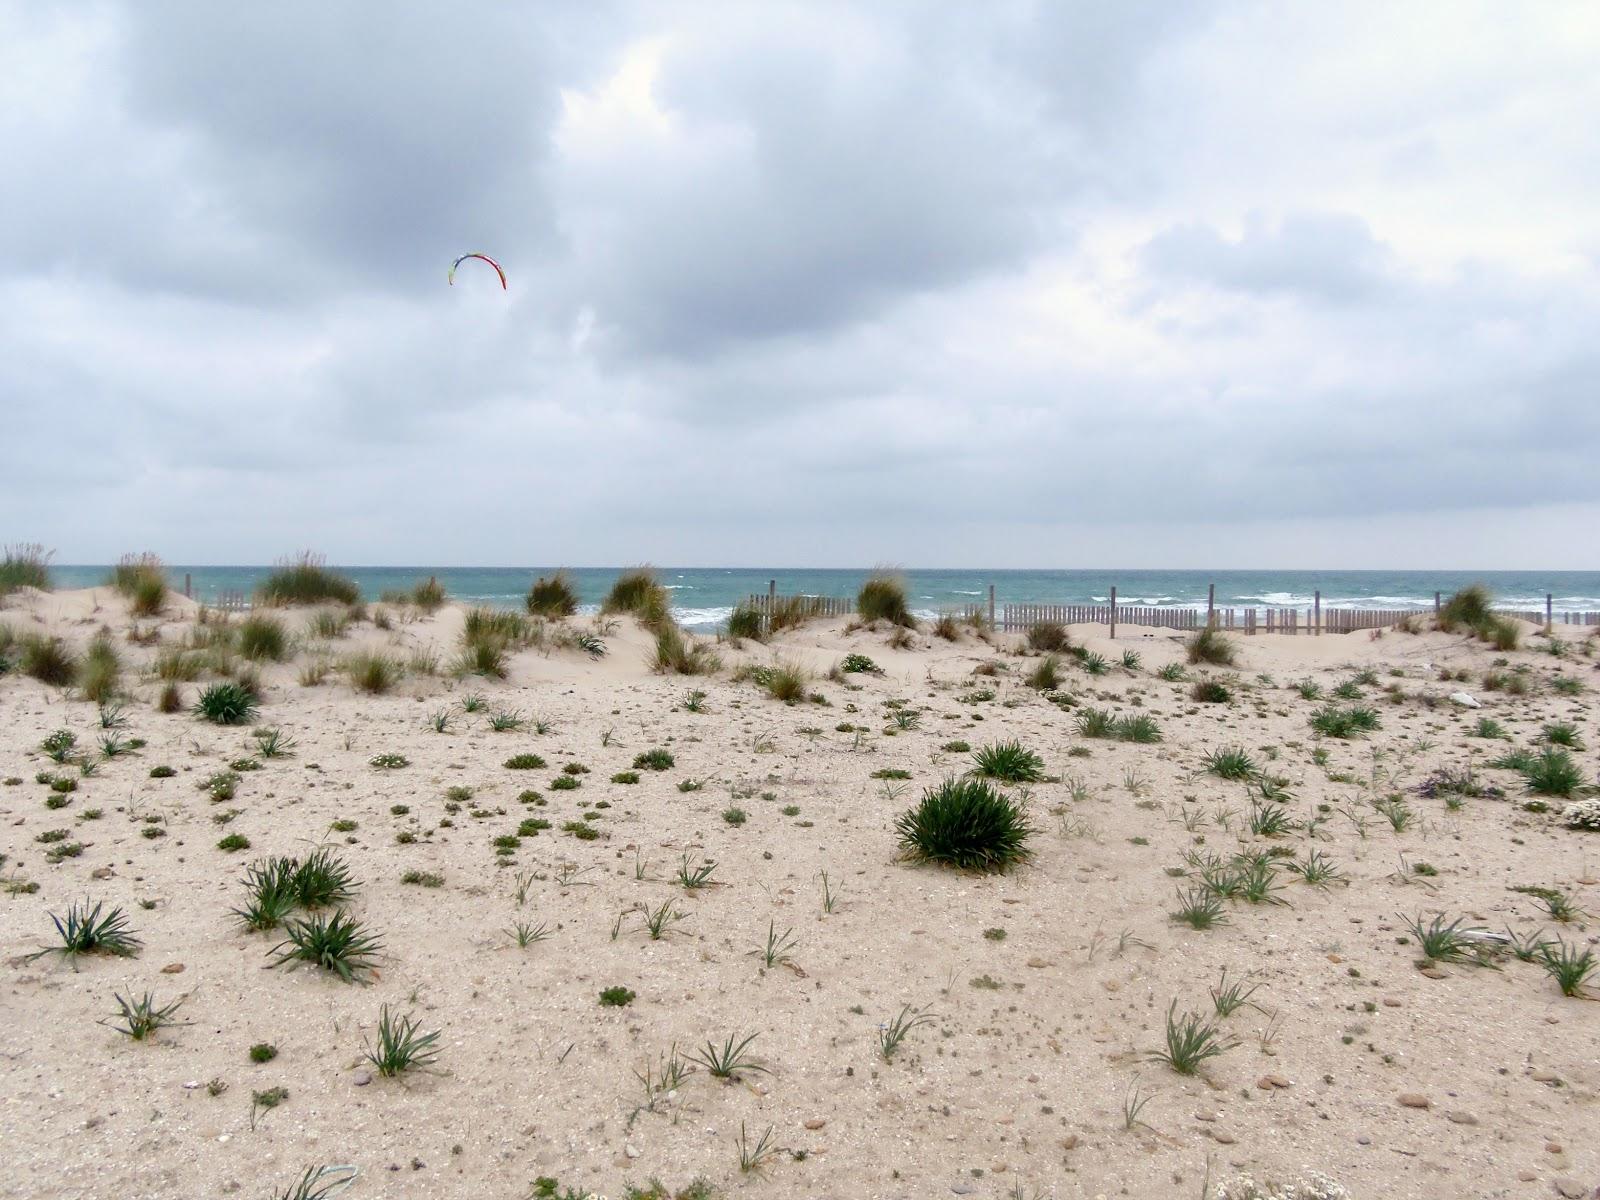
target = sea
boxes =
[48,567,1600,632]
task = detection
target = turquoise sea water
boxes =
[48,566,1600,631]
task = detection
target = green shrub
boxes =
[1190,679,1231,704]
[110,553,167,616]
[896,777,1035,872]
[602,567,670,626]
[1025,622,1070,652]
[411,576,447,612]
[652,623,720,675]
[0,543,52,597]
[1522,748,1583,796]
[634,748,675,771]
[1309,704,1381,739]
[255,552,359,606]
[19,634,78,687]
[727,601,765,640]
[1438,584,1492,632]
[526,571,578,618]
[79,634,121,702]
[238,614,289,662]
[857,573,913,627]
[344,651,400,694]
[971,740,1046,783]
[194,681,260,725]
[1186,624,1237,666]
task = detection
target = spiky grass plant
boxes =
[105,990,188,1040]
[1026,621,1070,652]
[270,1166,357,1200]
[0,542,52,596]
[1285,849,1343,888]
[634,748,675,770]
[344,651,400,694]
[1156,662,1187,681]
[1114,714,1162,743]
[1403,912,1490,966]
[971,740,1046,783]
[255,552,359,606]
[30,899,141,966]
[690,1031,767,1080]
[1308,705,1380,739]
[1171,887,1228,930]
[194,681,259,725]
[863,1003,933,1064]
[233,856,300,931]
[237,614,289,662]
[857,572,914,627]
[896,777,1034,871]
[755,920,798,968]
[1438,584,1493,632]
[1190,679,1232,704]
[1204,746,1257,780]
[1186,624,1237,667]
[677,855,717,889]
[1521,747,1583,796]
[1079,651,1110,676]
[1150,1002,1237,1074]
[1542,722,1583,749]
[526,571,578,617]
[1074,707,1114,738]
[268,909,381,983]
[293,848,358,908]
[1209,969,1261,1017]
[652,622,720,675]
[735,1121,780,1175]
[1539,940,1596,997]
[363,1004,441,1076]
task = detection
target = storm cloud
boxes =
[2,1,1598,567]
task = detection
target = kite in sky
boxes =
[448,252,507,290]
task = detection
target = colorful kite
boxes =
[448,253,507,290]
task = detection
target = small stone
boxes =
[352,1070,373,1086]
[1026,957,1051,969]
[1327,954,1344,963]
[804,1119,826,1130]
[951,1186,975,1196]
[1356,1135,1372,1146]
[624,1144,640,1159]
[1194,1111,1218,1123]
[1381,997,1402,1007]
[1546,1142,1563,1154]
[1445,1111,1478,1125]
[1212,1131,1236,1144]
[1516,1171,1536,1182]
[1532,1070,1561,1084]
[91,866,115,880]
[1256,1074,1292,1090]
[1418,966,1449,979]
[1553,1179,1588,1199]
[160,963,184,974]
[1397,1093,1431,1109]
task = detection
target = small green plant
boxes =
[362,1004,441,1076]
[840,653,882,674]
[1209,968,1261,1016]
[1150,1002,1237,1074]
[1190,679,1232,704]
[677,855,717,889]
[1171,886,1227,930]
[599,984,637,1008]
[1521,747,1583,796]
[1156,662,1187,681]
[1309,705,1381,739]
[1539,940,1596,997]
[193,681,259,725]
[722,806,747,826]
[878,1003,935,1061]
[368,753,409,769]
[105,990,188,1040]
[504,753,547,770]
[736,1121,780,1175]
[1204,747,1257,780]
[1403,912,1489,966]
[634,748,675,771]
[267,910,381,983]
[691,1031,766,1079]
[755,920,798,968]
[971,740,1046,783]
[217,833,251,852]
[250,1042,278,1063]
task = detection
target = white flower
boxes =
[1561,798,1600,830]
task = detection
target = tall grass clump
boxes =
[410,576,447,612]
[602,567,670,626]
[110,552,167,616]
[79,633,122,702]
[857,572,914,627]
[1438,583,1520,649]
[896,777,1035,872]
[727,601,765,641]
[1522,748,1583,796]
[238,614,289,662]
[0,543,52,597]
[971,740,1046,783]
[526,571,578,618]
[653,623,720,676]
[255,552,359,607]
[1026,622,1071,653]
[19,634,78,686]
[344,651,401,695]
[1186,623,1237,666]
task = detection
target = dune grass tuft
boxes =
[896,777,1034,871]
[857,572,914,627]
[1186,623,1237,666]
[256,552,359,607]
[526,571,578,617]
[110,553,167,616]
[0,543,52,597]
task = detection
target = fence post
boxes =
[184,572,192,599]
[1434,591,1441,616]
[1207,583,1215,624]
[767,579,775,609]
[1109,586,1117,640]
[987,583,995,629]
[1546,593,1553,632]
[1314,591,1321,636]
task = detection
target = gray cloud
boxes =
[2,0,1598,566]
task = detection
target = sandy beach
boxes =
[2,585,1597,1200]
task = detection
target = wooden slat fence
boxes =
[753,589,1600,636]
[215,589,248,613]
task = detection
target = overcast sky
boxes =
[4,2,1598,568]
